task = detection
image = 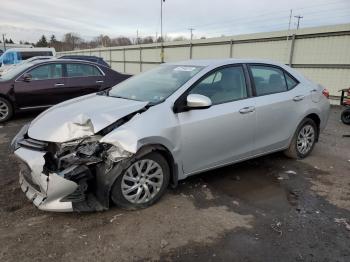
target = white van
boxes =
[0,48,56,70]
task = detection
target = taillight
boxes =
[322,88,329,99]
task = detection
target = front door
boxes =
[177,65,256,175]
[14,63,65,108]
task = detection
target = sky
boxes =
[1,0,350,43]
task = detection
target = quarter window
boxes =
[28,64,63,80]
[285,73,298,90]
[67,63,102,77]
[190,66,247,105]
[250,65,288,96]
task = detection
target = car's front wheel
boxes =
[284,118,317,159]
[111,152,170,210]
[0,97,13,123]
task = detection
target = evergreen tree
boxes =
[36,35,48,47]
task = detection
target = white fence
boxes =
[59,23,350,102]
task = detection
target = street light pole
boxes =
[160,0,164,42]
[160,0,165,62]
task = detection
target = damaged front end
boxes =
[11,124,134,212]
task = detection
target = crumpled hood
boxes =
[28,94,148,143]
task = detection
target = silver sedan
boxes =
[11,59,330,212]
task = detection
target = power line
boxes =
[165,0,349,33]
[170,7,350,38]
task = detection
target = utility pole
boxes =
[287,10,293,35]
[136,29,139,45]
[2,34,6,51]
[188,28,195,42]
[294,15,303,30]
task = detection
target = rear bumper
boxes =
[15,147,78,212]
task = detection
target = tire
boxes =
[111,152,170,210]
[0,97,13,123]
[284,118,317,159]
[341,108,350,125]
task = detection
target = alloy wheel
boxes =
[0,100,9,121]
[121,159,164,204]
[297,124,315,155]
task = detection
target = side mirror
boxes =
[186,94,212,109]
[23,73,32,82]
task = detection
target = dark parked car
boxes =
[58,55,110,68]
[0,59,130,122]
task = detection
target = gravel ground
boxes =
[0,107,349,262]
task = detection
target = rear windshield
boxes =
[0,63,33,80]
[18,51,53,60]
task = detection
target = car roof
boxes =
[59,55,101,59]
[168,58,286,68]
[29,58,109,68]
[3,48,55,52]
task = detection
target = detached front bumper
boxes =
[15,147,78,212]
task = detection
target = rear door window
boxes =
[250,65,288,96]
[66,63,102,77]
[28,64,63,80]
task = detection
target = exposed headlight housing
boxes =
[106,145,133,162]
[10,123,30,152]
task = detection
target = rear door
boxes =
[63,62,105,100]
[14,63,66,108]
[247,64,308,154]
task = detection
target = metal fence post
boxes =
[123,48,126,73]
[109,48,112,67]
[139,46,142,72]
[229,39,234,58]
[189,43,193,59]
[160,44,164,63]
[289,34,296,67]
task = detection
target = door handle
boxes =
[239,106,255,114]
[54,83,64,87]
[96,80,104,84]
[293,95,305,101]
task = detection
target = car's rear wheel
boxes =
[0,97,13,123]
[284,118,317,159]
[341,108,350,125]
[111,152,170,210]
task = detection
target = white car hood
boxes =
[28,94,148,143]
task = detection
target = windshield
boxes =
[0,62,33,80]
[108,65,204,103]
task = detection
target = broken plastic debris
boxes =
[334,218,350,231]
[110,213,123,223]
[285,170,297,175]
[160,239,169,249]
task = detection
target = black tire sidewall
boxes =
[0,97,13,123]
[111,152,170,210]
[341,109,350,125]
[294,118,317,159]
